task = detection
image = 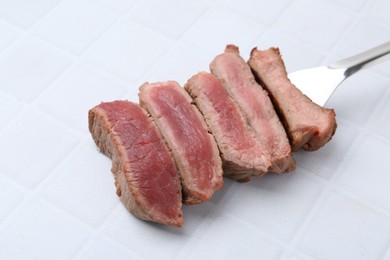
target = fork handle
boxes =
[329,41,390,77]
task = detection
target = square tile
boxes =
[129,0,208,39]
[184,213,282,259]
[103,202,215,259]
[0,0,61,29]
[181,7,266,59]
[371,90,390,139]
[147,46,210,86]
[0,21,20,51]
[0,199,91,260]
[87,22,172,82]
[37,64,128,134]
[224,0,291,25]
[275,0,354,50]
[87,0,139,14]
[74,235,141,260]
[0,175,25,221]
[34,1,116,55]
[255,30,324,72]
[294,118,359,180]
[297,191,390,259]
[217,170,324,241]
[40,145,119,228]
[335,134,390,212]
[0,37,72,102]
[0,109,80,188]
[326,71,388,126]
[0,92,24,130]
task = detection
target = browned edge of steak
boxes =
[88,101,183,227]
[249,47,337,151]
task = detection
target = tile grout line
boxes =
[307,127,390,219]
[1,138,123,239]
[0,0,67,75]
[382,244,390,260]
[173,206,225,259]
[29,24,122,108]
[35,15,177,97]
[279,174,332,258]
[255,0,335,65]
[280,149,390,258]
[32,139,86,193]
[34,101,86,138]
[0,104,28,136]
[228,211,314,259]
[22,0,66,31]
[303,145,390,220]
[8,1,139,112]
[261,0,301,32]
[0,140,83,233]
[172,0,233,55]
[140,0,260,85]
[321,0,377,62]
[0,194,37,235]
[70,204,135,260]
[84,0,142,17]
[0,193,96,244]
[0,0,65,56]
[0,0,64,34]
[172,204,292,260]
[361,78,390,137]
[278,121,365,255]
[32,5,120,58]
[0,26,24,56]
[25,8,129,133]
[125,0,208,42]
[121,1,220,85]
[186,205,315,260]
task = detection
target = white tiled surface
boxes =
[0,0,389,259]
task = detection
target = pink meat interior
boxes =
[99,101,181,219]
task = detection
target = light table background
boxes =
[0,0,389,259]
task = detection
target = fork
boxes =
[288,41,390,106]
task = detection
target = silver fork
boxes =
[288,41,390,106]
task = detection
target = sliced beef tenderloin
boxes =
[139,81,223,204]
[88,101,183,227]
[185,72,269,182]
[210,45,295,174]
[248,47,337,151]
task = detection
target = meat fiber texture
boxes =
[185,72,269,182]
[249,47,337,151]
[210,45,296,174]
[88,101,183,227]
[139,81,224,205]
